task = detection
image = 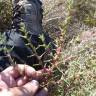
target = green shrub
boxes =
[0,0,12,32]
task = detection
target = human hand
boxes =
[0,64,49,96]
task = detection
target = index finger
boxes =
[13,65,51,80]
[2,64,51,81]
[1,64,36,79]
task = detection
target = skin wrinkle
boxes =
[11,87,30,96]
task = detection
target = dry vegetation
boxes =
[43,0,96,96]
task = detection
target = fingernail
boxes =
[31,80,39,86]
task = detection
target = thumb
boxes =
[23,80,39,96]
[10,80,39,96]
[36,87,48,96]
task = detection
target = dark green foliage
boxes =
[19,22,55,69]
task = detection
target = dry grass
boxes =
[42,0,96,96]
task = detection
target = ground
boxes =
[42,0,96,96]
